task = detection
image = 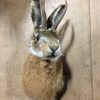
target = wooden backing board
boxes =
[90,0,100,100]
[0,0,100,100]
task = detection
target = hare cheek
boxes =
[29,47,43,57]
[55,46,63,56]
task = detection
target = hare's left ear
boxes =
[47,2,67,30]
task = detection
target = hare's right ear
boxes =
[31,0,47,29]
[31,0,42,29]
[47,2,67,30]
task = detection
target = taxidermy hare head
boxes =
[23,1,68,100]
[29,0,67,61]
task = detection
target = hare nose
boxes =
[49,45,59,52]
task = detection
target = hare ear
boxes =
[40,0,47,29]
[47,3,67,30]
[31,0,42,29]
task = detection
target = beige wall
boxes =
[0,0,100,100]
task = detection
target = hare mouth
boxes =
[45,52,62,61]
[45,56,61,62]
[47,51,56,58]
[29,46,62,61]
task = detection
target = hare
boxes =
[22,0,68,100]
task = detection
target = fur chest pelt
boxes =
[22,54,65,100]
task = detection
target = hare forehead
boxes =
[40,33,59,43]
[41,31,58,39]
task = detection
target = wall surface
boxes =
[0,0,100,100]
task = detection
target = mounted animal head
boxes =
[29,0,67,61]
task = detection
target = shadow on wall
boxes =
[56,20,75,100]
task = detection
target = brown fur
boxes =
[22,54,64,100]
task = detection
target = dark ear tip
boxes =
[63,0,68,9]
[59,4,67,8]
[61,5,66,8]
[60,1,68,10]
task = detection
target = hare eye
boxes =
[36,35,40,41]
